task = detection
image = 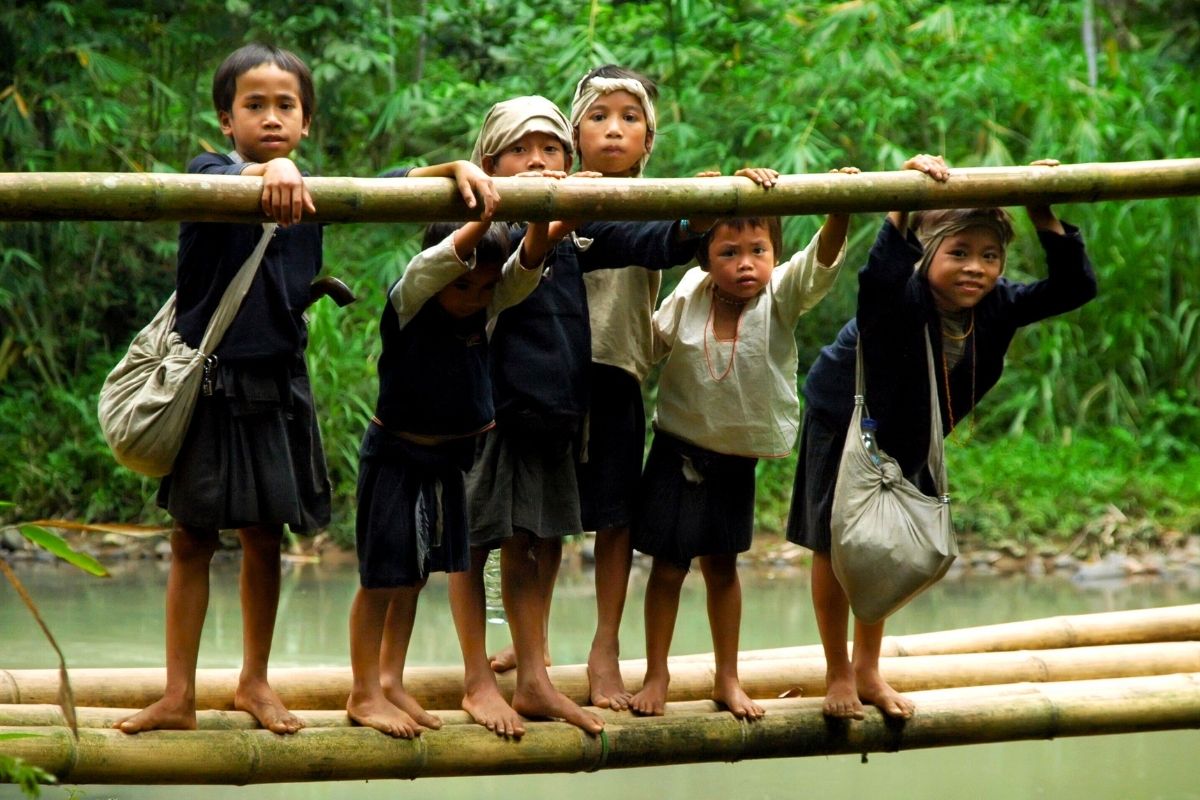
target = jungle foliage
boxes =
[1,0,1198,544]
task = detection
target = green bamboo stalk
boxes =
[0,159,1198,223]
[4,641,1199,710]
[2,674,1198,784]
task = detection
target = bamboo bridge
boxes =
[1,605,1199,784]
[1,158,1198,223]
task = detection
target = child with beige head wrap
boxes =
[452,91,705,737]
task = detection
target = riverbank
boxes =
[5,518,1200,583]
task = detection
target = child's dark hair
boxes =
[578,64,660,105]
[212,43,315,120]
[696,217,784,270]
[422,222,512,268]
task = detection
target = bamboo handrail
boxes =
[4,642,1199,710]
[2,674,1198,784]
[1,159,1198,223]
[677,603,1200,663]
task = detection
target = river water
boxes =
[3,554,1199,799]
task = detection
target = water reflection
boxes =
[2,555,1199,799]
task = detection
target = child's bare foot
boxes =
[713,677,765,720]
[489,643,551,673]
[629,672,670,716]
[382,683,443,730]
[512,681,604,734]
[489,644,518,673]
[346,692,423,739]
[114,695,196,733]
[856,669,915,719]
[235,678,304,734]
[823,668,864,720]
[587,649,631,710]
[462,682,526,738]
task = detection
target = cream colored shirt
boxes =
[584,266,661,382]
[651,230,845,458]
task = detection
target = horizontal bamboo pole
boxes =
[2,674,1198,784]
[1,159,1198,223]
[4,642,1199,711]
[677,603,1200,663]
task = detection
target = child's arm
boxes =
[390,234,475,325]
[1024,159,1067,235]
[815,166,860,265]
[1004,159,1097,325]
[238,157,315,228]
[490,221,549,315]
[406,160,500,220]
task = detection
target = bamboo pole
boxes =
[4,642,1199,710]
[1,159,1198,223]
[676,603,1200,663]
[1,674,1198,784]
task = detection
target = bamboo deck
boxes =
[1,605,1198,785]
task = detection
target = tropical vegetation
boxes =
[1,0,1198,548]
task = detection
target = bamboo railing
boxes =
[1,674,1198,784]
[1,159,1198,223]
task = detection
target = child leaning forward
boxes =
[348,217,550,738]
[788,155,1097,720]
[630,169,853,718]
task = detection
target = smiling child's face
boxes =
[706,222,776,301]
[576,90,650,177]
[926,227,1004,312]
[486,131,569,177]
[218,62,310,164]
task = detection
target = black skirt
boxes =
[355,423,474,588]
[785,408,846,554]
[576,363,646,532]
[157,356,331,533]
[632,430,758,569]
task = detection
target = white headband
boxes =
[570,76,656,176]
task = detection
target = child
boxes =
[452,95,705,735]
[116,43,494,735]
[788,155,1097,720]
[347,216,550,738]
[629,191,851,718]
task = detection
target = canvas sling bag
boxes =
[97,222,277,477]
[830,327,958,624]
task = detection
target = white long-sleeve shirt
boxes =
[651,230,845,457]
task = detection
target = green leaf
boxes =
[17,525,109,577]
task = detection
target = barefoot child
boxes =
[117,43,494,735]
[569,64,659,710]
[629,190,851,718]
[347,217,551,738]
[788,155,1097,720]
[452,95,705,735]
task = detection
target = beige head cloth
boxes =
[570,75,657,176]
[470,95,573,170]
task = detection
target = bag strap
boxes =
[853,326,949,496]
[197,222,278,356]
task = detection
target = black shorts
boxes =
[577,363,646,531]
[785,408,846,554]
[632,431,757,570]
[355,424,473,588]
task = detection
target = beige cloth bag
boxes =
[830,328,957,624]
[97,223,276,477]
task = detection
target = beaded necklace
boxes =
[939,309,976,444]
[704,286,743,382]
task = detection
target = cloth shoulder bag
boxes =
[830,327,958,624]
[97,223,277,477]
